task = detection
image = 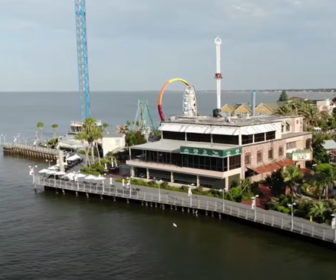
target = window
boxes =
[229,155,241,170]
[266,131,276,140]
[286,141,296,149]
[279,147,284,157]
[257,150,263,163]
[242,135,253,145]
[212,134,239,145]
[286,122,290,132]
[162,131,185,140]
[254,133,265,142]
[187,133,211,142]
[306,139,312,149]
[245,153,251,165]
[268,148,273,160]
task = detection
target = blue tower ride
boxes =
[74,0,91,120]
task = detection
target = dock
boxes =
[3,144,58,161]
[34,174,336,246]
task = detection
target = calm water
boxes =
[0,91,335,279]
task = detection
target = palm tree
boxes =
[315,163,335,199]
[309,201,327,223]
[239,179,252,194]
[310,180,324,200]
[36,122,44,142]
[51,124,59,139]
[282,165,303,198]
[75,118,104,166]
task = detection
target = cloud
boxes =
[0,0,335,91]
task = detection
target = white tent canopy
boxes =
[67,154,81,161]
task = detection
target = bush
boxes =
[277,205,290,214]
[230,186,243,202]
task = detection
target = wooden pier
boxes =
[35,175,336,246]
[3,144,58,161]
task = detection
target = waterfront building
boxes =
[127,113,312,190]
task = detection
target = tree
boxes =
[266,170,286,196]
[278,90,288,102]
[75,118,103,166]
[51,124,59,138]
[312,133,330,164]
[36,122,44,142]
[282,165,303,198]
[315,163,335,199]
[309,201,328,223]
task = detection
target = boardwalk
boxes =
[35,175,336,246]
[3,144,58,160]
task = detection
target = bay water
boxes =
[0,90,335,279]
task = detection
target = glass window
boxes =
[266,131,276,140]
[254,133,265,142]
[212,134,239,145]
[257,150,263,163]
[242,135,253,145]
[229,155,241,170]
[279,147,284,157]
[268,148,273,160]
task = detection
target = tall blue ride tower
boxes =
[75,0,91,120]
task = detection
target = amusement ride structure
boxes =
[74,0,91,120]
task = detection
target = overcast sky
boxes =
[1,0,335,91]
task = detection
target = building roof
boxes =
[131,139,237,153]
[163,114,302,127]
[252,159,295,174]
[322,140,336,150]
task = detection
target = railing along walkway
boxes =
[35,175,336,245]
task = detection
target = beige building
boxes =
[127,114,312,190]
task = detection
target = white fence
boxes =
[36,175,336,245]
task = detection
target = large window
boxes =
[242,135,253,145]
[182,154,227,172]
[187,133,211,142]
[254,133,265,142]
[212,134,239,145]
[131,149,146,160]
[162,131,185,140]
[229,155,241,170]
[266,131,276,140]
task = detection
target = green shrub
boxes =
[277,205,290,214]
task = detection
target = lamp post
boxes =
[331,214,336,243]
[158,179,162,202]
[288,203,296,231]
[103,173,106,194]
[251,195,259,221]
[222,187,225,212]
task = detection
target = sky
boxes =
[0,0,335,91]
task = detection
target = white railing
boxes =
[36,175,336,244]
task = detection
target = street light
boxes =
[251,195,259,221]
[222,187,225,212]
[158,179,162,202]
[288,202,296,231]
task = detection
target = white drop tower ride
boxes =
[214,37,222,110]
